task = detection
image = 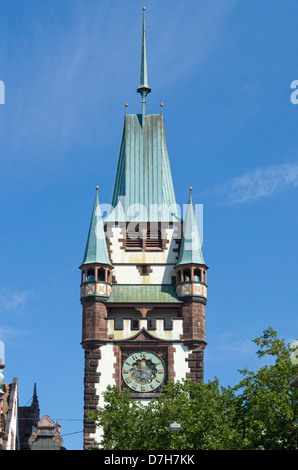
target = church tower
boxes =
[80,8,208,450]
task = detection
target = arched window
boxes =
[97,268,105,281]
[87,269,95,282]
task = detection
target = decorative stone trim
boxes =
[136,264,153,276]
[105,221,126,263]
[185,348,204,383]
[83,347,101,450]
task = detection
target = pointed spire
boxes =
[82,187,113,267]
[137,7,151,116]
[176,187,206,267]
[31,382,40,423]
[33,383,38,401]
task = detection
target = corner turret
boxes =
[80,187,113,302]
[175,188,208,304]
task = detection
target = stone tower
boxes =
[80,8,208,449]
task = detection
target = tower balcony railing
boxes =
[176,281,207,301]
[80,280,112,300]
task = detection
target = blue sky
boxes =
[0,0,298,450]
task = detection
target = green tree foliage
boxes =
[89,328,298,450]
[233,327,298,449]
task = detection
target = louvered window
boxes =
[125,225,164,251]
[146,229,162,249]
[126,226,143,250]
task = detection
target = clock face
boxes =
[122,351,166,392]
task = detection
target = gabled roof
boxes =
[81,188,113,267]
[176,189,206,267]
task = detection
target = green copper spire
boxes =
[176,188,206,267]
[110,113,179,222]
[82,187,113,267]
[109,7,180,223]
[137,7,151,116]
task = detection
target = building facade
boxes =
[0,376,19,450]
[0,355,65,450]
[80,9,208,449]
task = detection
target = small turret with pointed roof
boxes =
[80,187,113,301]
[81,187,113,268]
[175,187,208,303]
[177,187,205,267]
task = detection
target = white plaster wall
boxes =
[92,344,117,446]
[95,344,117,406]
[113,264,175,285]
[173,343,190,382]
[3,383,18,450]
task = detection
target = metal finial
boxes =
[137,6,151,117]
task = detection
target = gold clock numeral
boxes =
[141,385,146,392]
[126,377,132,384]
[157,369,164,374]
[123,369,129,374]
[156,377,161,383]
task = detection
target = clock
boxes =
[122,351,166,392]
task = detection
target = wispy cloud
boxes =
[0,290,31,345]
[206,337,256,363]
[206,162,298,204]
[0,289,30,315]
[0,326,26,345]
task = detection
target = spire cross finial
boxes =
[137,6,151,117]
